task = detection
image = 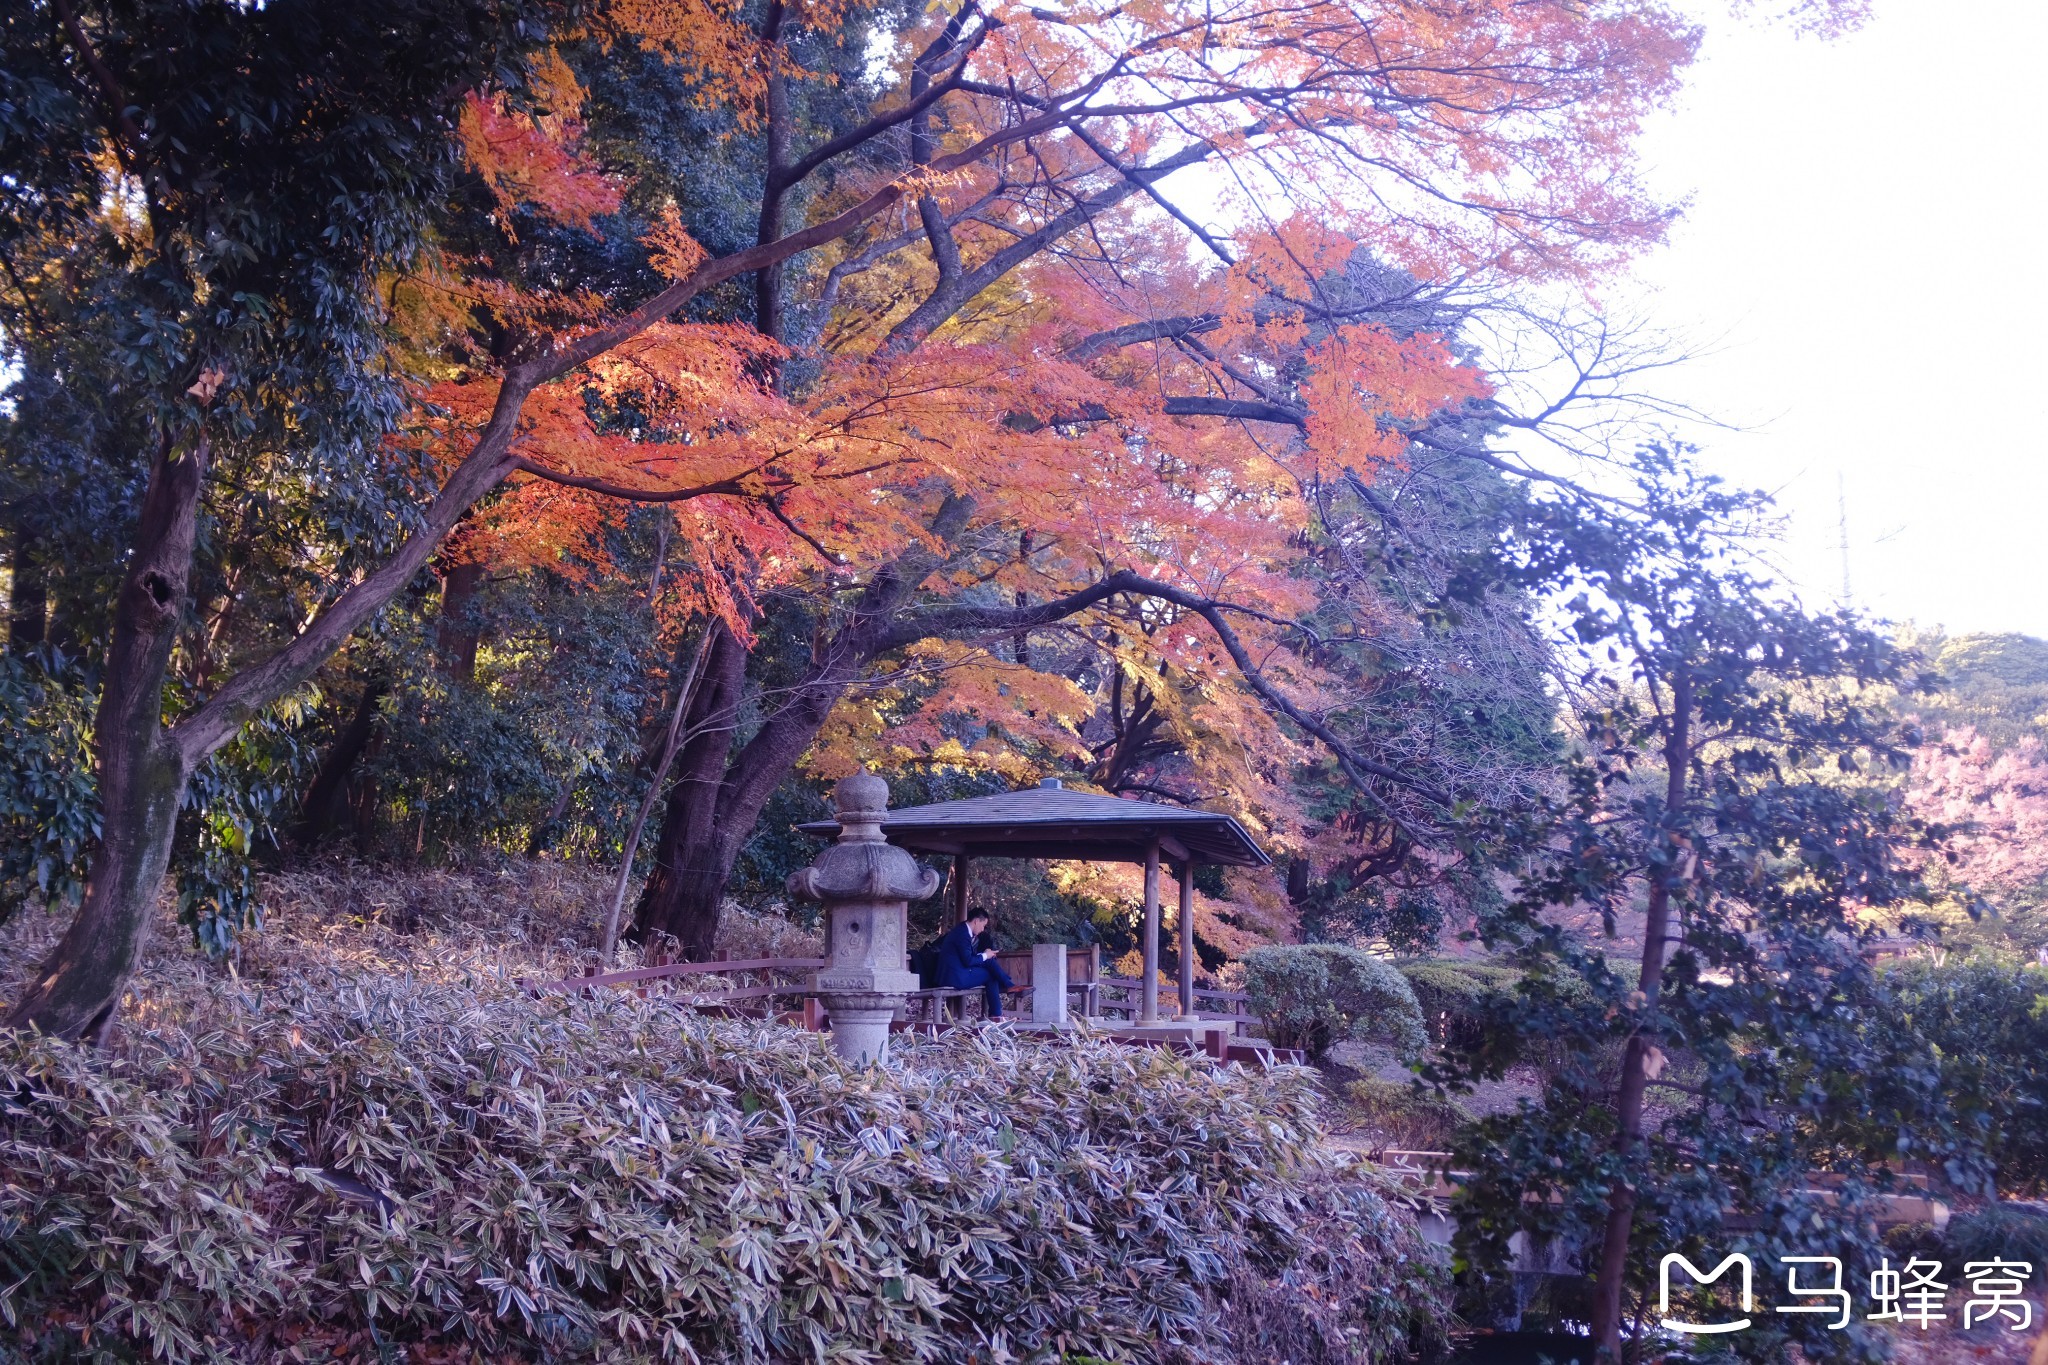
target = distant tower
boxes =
[1836,473,1852,610]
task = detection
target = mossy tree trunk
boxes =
[8,374,535,1039]
[6,436,206,1039]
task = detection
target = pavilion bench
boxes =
[535,953,1046,1030]
[531,949,1299,1062]
[900,985,991,1026]
[990,944,1103,1017]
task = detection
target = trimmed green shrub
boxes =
[0,967,1448,1363]
[1393,959,1521,1052]
[1877,956,2048,1195]
[1242,944,1428,1061]
[1345,1078,1471,1152]
[1941,1205,2048,1269]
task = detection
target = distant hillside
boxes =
[1905,631,2048,749]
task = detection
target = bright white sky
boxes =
[1617,0,2048,637]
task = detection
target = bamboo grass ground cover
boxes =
[0,887,1447,1363]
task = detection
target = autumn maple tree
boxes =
[3,0,1845,1038]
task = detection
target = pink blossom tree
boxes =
[1907,726,2048,898]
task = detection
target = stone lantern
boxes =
[785,772,938,1064]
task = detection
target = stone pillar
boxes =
[1031,943,1069,1027]
[786,772,939,1064]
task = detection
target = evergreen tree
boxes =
[1439,448,1977,1363]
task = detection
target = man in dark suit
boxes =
[935,908,1015,1019]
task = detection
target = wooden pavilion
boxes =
[799,778,1268,1023]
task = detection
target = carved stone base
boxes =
[817,991,905,1065]
[816,967,920,995]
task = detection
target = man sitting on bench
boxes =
[936,908,1014,1020]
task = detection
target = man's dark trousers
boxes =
[952,959,1014,1018]
[935,920,1015,1018]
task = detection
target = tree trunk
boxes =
[435,560,485,682]
[297,673,388,846]
[1286,857,1311,906]
[634,3,801,954]
[6,435,207,1038]
[630,620,751,956]
[1012,531,1034,666]
[1591,674,1692,1362]
[350,756,382,851]
[753,27,789,347]
[599,623,718,960]
[631,516,966,954]
[525,776,578,857]
[630,666,850,959]
[632,3,830,955]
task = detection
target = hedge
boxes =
[0,967,1448,1363]
[1241,945,1428,1061]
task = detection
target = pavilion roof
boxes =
[797,780,1269,867]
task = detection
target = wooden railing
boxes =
[532,955,827,1020]
[1092,977,1259,1035]
[531,954,1300,1063]
[1193,985,1256,1033]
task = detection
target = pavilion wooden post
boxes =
[952,853,970,924]
[1177,859,1195,1019]
[1140,840,1161,1023]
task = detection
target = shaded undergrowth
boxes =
[0,865,1446,1363]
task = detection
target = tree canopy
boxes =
[0,0,1768,1036]
[24,6,2045,1364]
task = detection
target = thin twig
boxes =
[600,623,718,963]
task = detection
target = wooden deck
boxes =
[531,950,1297,1062]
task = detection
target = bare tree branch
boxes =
[1063,313,1220,361]
[876,568,1455,810]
